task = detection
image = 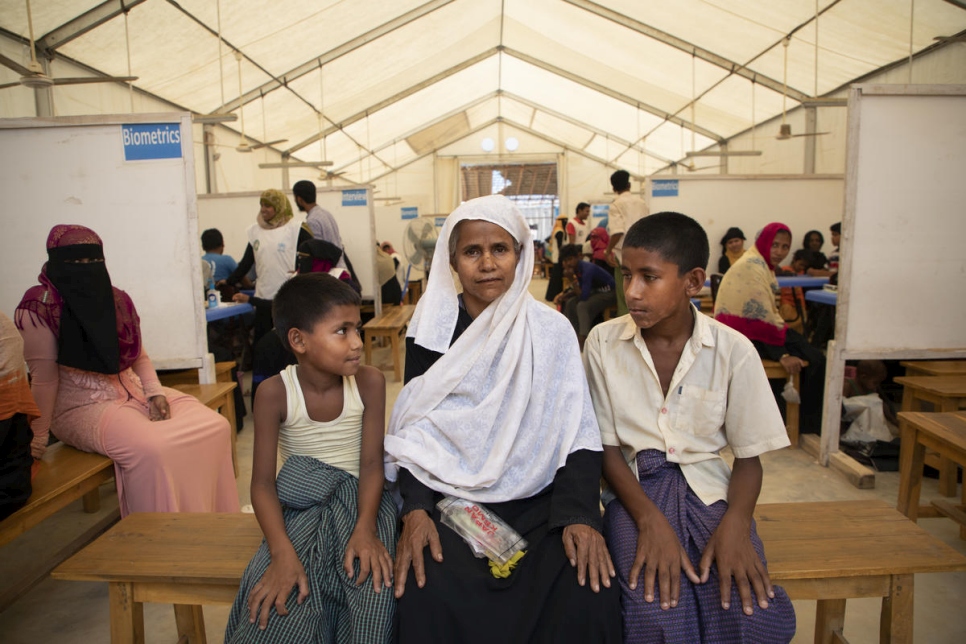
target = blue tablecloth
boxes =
[205,302,254,322]
[704,276,829,288]
[805,289,837,306]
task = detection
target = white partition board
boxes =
[198,187,379,309]
[820,85,966,464]
[0,114,206,370]
[645,175,844,270]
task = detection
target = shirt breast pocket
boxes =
[673,386,726,437]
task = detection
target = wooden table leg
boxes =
[938,398,960,497]
[391,331,402,382]
[897,420,926,521]
[83,488,101,513]
[879,573,913,643]
[109,582,144,644]
[174,604,207,644]
[814,598,847,644]
[364,332,373,367]
[787,372,801,447]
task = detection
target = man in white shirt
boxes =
[603,170,648,315]
[293,180,347,270]
[567,202,592,249]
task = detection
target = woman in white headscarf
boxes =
[385,195,621,644]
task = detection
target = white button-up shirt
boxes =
[584,306,790,505]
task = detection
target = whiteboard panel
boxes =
[841,89,966,354]
[0,114,206,370]
[198,187,378,300]
[644,176,844,271]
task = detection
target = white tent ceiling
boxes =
[1,0,964,182]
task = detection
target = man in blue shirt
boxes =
[554,244,617,350]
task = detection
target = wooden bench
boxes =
[761,359,804,447]
[171,382,239,477]
[0,442,116,548]
[900,360,966,378]
[756,500,966,644]
[52,501,966,644]
[0,442,119,611]
[894,375,966,497]
[362,304,416,382]
[897,410,966,539]
[157,361,236,388]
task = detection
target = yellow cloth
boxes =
[724,248,745,267]
[488,550,526,578]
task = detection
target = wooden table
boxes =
[897,411,966,539]
[894,375,966,496]
[52,513,262,644]
[362,304,416,382]
[756,500,966,643]
[901,360,966,377]
[171,382,239,477]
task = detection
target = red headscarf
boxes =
[16,225,142,373]
[754,222,791,271]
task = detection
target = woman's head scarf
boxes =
[384,195,602,503]
[16,225,141,373]
[257,189,294,229]
[754,222,792,271]
[720,226,747,267]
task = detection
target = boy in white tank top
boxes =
[226,273,396,642]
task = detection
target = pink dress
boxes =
[19,315,239,517]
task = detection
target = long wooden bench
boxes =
[52,500,966,644]
[157,360,237,388]
[0,441,119,611]
[362,304,416,382]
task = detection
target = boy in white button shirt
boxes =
[584,212,796,643]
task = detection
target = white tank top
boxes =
[277,364,364,477]
[248,218,303,299]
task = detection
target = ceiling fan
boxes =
[775,37,829,140]
[0,0,136,91]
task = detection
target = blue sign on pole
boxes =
[401,206,418,220]
[652,179,679,197]
[342,189,368,206]
[121,123,182,161]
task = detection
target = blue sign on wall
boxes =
[342,189,368,206]
[434,217,447,228]
[401,206,418,220]
[591,204,609,217]
[121,123,182,161]
[652,179,679,197]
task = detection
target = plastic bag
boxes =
[781,378,801,404]
[437,496,528,566]
[841,393,893,443]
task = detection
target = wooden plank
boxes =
[778,576,891,601]
[815,598,847,644]
[931,498,966,527]
[173,604,207,644]
[53,513,262,585]
[799,434,876,489]
[135,582,240,605]
[901,360,966,377]
[109,582,144,644]
[880,574,914,644]
[894,375,966,397]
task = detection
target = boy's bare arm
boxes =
[247,375,309,630]
[699,455,774,615]
[344,365,393,591]
[603,446,699,610]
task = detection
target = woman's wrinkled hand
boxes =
[562,523,615,593]
[148,395,170,421]
[393,509,443,599]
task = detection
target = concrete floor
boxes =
[2,280,964,643]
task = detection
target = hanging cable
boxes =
[124,7,134,112]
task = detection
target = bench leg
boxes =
[879,573,913,644]
[83,487,101,513]
[787,372,801,447]
[814,598,847,644]
[174,604,207,644]
[109,582,144,644]
[897,422,925,521]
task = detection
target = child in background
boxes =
[201,228,240,283]
[225,273,396,643]
[584,213,795,643]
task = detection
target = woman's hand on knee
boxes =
[393,509,442,599]
[148,395,170,421]
[562,524,615,593]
